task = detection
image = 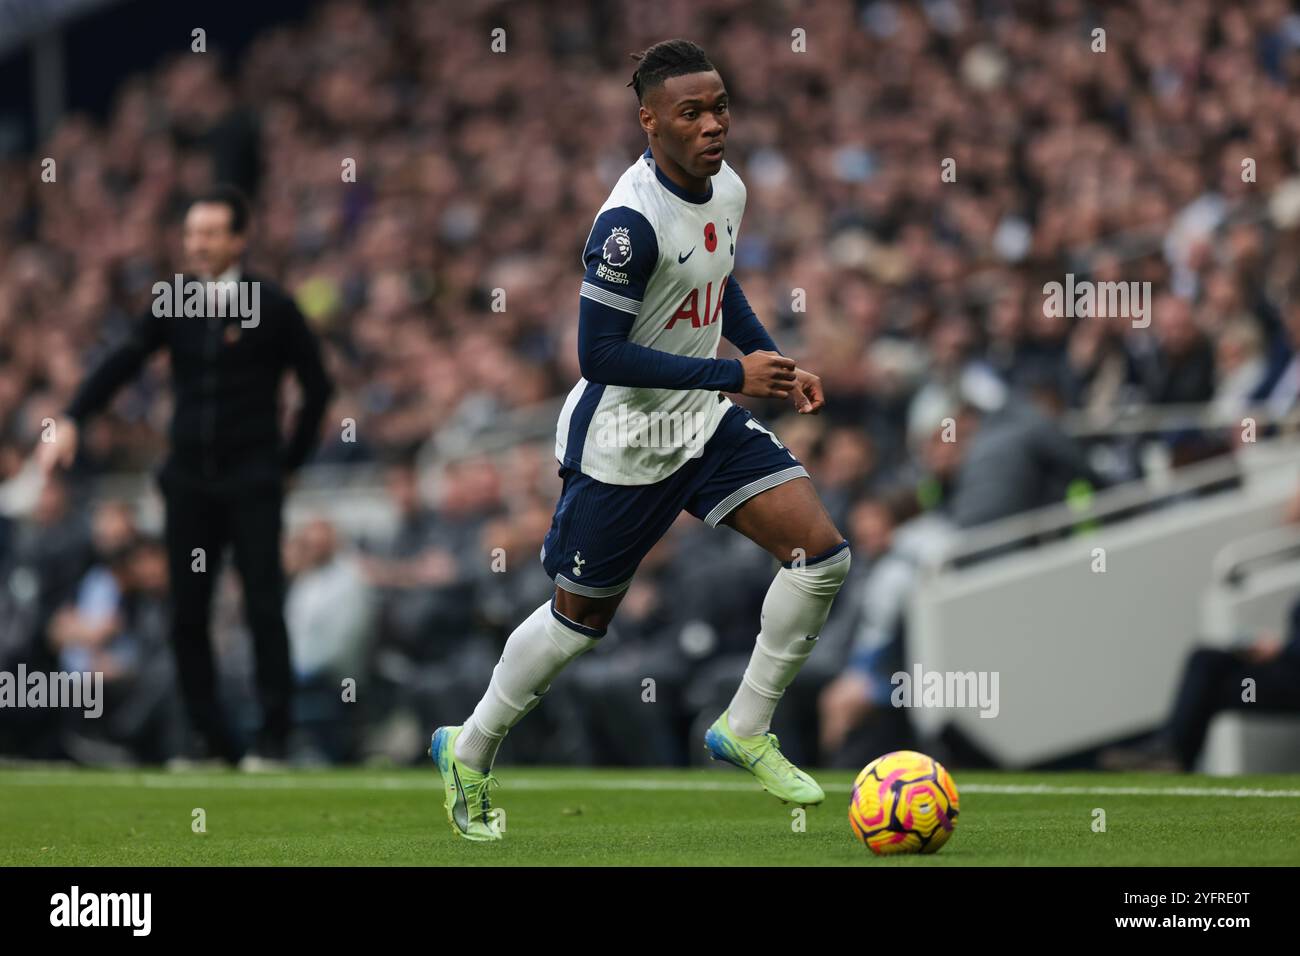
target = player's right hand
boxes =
[739,350,797,399]
[34,416,79,475]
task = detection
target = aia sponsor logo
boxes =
[665,276,728,330]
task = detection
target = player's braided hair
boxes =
[628,39,716,103]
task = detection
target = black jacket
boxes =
[66,271,334,492]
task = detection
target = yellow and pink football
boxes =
[849,750,959,855]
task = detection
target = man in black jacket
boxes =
[37,185,334,766]
[1101,596,1300,772]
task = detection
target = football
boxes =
[849,750,960,855]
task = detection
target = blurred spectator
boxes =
[359,460,499,762]
[950,382,1100,531]
[360,461,482,658]
[815,426,879,530]
[1256,295,1300,418]
[1100,597,1300,772]
[1067,313,1141,413]
[284,516,375,762]
[906,314,1007,446]
[51,536,182,765]
[1211,318,1269,420]
[1130,294,1216,406]
[6,478,93,657]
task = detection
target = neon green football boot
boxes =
[429,726,503,842]
[705,709,825,806]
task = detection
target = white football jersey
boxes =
[555,148,747,485]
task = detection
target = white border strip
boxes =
[554,572,632,598]
[579,282,642,315]
[704,465,808,527]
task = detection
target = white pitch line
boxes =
[1,772,1299,798]
[960,783,1300,799]
[0,773,759,793]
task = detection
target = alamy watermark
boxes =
[50,886,150,935]
[593,404,710,457]
[151,275,260,327]
[0,665,102,718]
[1043,274,1150,328]
[891,665,1000,719]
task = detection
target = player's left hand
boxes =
[790,368,824,414]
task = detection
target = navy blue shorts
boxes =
[541,403,809,597]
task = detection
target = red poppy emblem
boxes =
[704,222,717,252]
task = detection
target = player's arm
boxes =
[37,307,168,473]
[578,208,794,398]
[721,273,824,414]
[280,293,335,473]
[720,274,780,354]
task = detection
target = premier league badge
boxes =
[602,226,633,268]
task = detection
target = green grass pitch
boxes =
[2,765,1298,866]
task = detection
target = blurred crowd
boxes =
[3,0,1300,768]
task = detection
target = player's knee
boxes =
[779,521,845,568]
[784,541,851,595]
[552,587,620,633]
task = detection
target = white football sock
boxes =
[728,543,851,739]
[454,598,602,770]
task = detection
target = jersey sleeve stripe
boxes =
[579,281,642,315]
